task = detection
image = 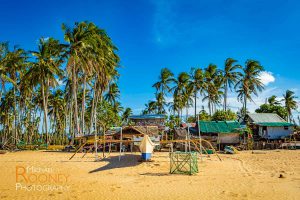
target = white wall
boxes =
[262,126,293,139]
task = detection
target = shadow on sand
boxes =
[89,154,141,173]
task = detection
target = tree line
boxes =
[143,58,298,124]
[0,21,132,146]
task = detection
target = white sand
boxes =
[0,150,299,200]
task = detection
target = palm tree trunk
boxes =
[81,74,87,134]
[194,91,197,119]
[244,93,247,118]
[90,80,97,134]
[72,64,80,136]
[224,82,228,111]
[41,82,48,145]
[13,81,17,145]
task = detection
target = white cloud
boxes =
[258,71,275,86]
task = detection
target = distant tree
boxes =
[122,107,132,123]
[198,109,211,121]
[255,104,288,120]
[166,115,180,129]
[187,116,196,123]
[267,95,281,106]
[211,109,237,121]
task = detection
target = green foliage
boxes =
[211,109,237,121]
[97,100,121,131]
[255,104,288,120]
[198,110,211,121]
[166,115,180,129]
[187,116,196,123]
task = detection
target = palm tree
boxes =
[171,72,190,120]
[203,64,222,115]
[236,60,264,118]
[23,37,65,145]
[182,85,194,121]
[189,68,205,118]
[222,58,241,111]
[62,21,119,137]
[104,82,120,105]
[155,92,167,114]
[282,90,298,122]
[142,100,157,114]
[48,89,66,144]
[152,68,174,96]
[267,95,280,106]
[4,47,27,144]
[122,108,132,123]
[0,42,15,102]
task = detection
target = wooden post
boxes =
[119,127,122,161]
[197,115,203,161]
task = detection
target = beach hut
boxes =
[246,113,294,140]
[128,114,166,131]
[188,121,242,149]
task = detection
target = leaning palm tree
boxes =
[189,68,205,118]
[236,60,264,118]
[282,90,298,122]
[23,37,65,145]
[222,58,241,111]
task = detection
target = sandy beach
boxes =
[0,150,299,200]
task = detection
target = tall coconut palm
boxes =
[171,72,190,120]
[182,85,194,121]
[189,68,205,118]
[23,38,65,145]
[4,47,27,144]
[62,21,119,136]
[282,90,298,122]
[203,64,222,115]
[236,60,264,118]
[222,58,241,111]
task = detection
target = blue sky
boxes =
[1,0,300,115]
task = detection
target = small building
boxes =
[128,114,165,131]
[246,113,294,140]
[185,121,242,147]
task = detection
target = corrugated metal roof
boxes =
[248,113,285,123]
[198,121,241,133]
[128,114,166,119]
[256,122,294,127]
